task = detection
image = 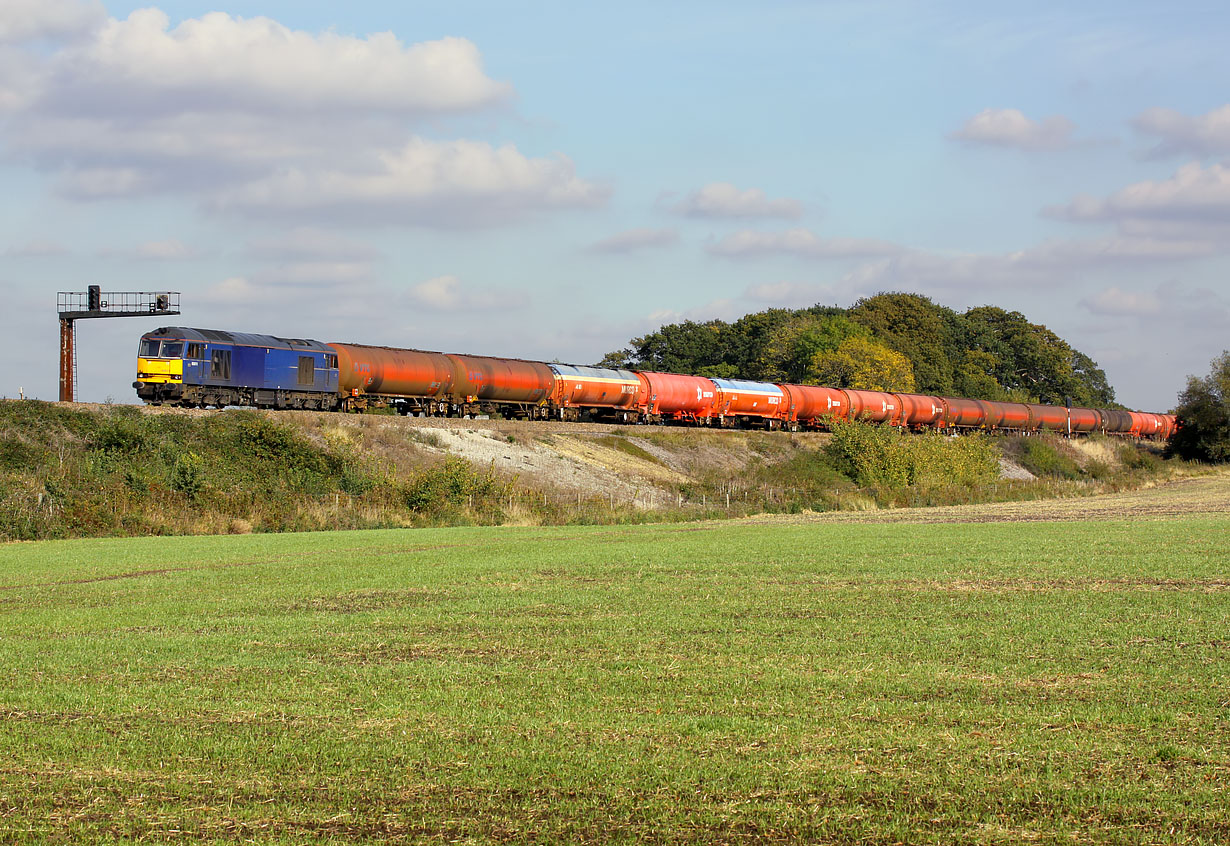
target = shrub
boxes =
[403,456,506,516]
[1119,444,1161,472]
[170,452,205,500]
[825,420,999,489]
[1017,439,1081,480]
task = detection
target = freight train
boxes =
[133,326,1177,439]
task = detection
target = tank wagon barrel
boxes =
[711,378,786,428]
[548,364,642,422]
[843,389,900,425]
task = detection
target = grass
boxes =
[1,512,1227,843]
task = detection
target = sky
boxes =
[2,0,1228,411]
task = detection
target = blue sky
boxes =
[2,0,1228,410]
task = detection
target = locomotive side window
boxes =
[186,343,204,359]
[326,354,338,369]
[211,349,231,380]
[298,356,315,386]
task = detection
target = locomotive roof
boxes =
[143,326,334,353]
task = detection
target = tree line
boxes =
[599,292,1118,407]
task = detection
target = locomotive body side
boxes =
[135,327,337,409]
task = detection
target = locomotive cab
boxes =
[134,330,189,402]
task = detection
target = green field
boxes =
[1,511,1227,843]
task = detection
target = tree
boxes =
[810,336,916,392]
[756,314,868,383]
[962,306,1095,404]
[1167,351,1230,463]
[598,319,727,373]
[721,308,798,378]
[850,293,962,394]
[1070,350,1116,406]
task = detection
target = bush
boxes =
[1119,444,1161,472]
[825,420,999,489]
[1017,438,1081,480]
[170,452,205,500]
[403,456,507,517]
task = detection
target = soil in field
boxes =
[745,470,1230,524]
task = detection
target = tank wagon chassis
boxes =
[133,327,1176,439]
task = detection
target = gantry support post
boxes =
[59,317,75,403]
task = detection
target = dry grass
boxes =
[742,467,1230,525]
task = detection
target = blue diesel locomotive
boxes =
[134,327,339,409]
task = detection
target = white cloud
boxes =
[830,234,1219,297]
[644,297,743,327]
[407,275,530,312]
[708,227,906,259]
[0,0,104,45]
[42,9,511,116]
[1132,105,1230,159]
[671,183,802,219]
[202,275,260,306]
[1080,281,1230,331]
[587,227,679,253]
[212,139,608,226]
[950,107,1079,151]
[0,7,604,227]
[1046,162,1230,225]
